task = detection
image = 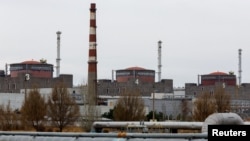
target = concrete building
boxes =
[116,67,155,83]
[185,71,250,118]
[199,71,236,86]
[9,60,53,78]
[0,59,73,93]
[95,66,173,99]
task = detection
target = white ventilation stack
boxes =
[56,31,61,77]
[157,40,162,82]
[238,48,242,86]
[112,70,115,82]
[5,63,8,76]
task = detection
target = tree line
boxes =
[0,83,232,131]
[0,82,80,132]
[102,85,231,122]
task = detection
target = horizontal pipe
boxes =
[92,121,203,129]
[0,131,208,139]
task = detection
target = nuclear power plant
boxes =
[0,3,250,121]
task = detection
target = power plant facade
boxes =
[200,71,236,86]
[185,70,250,117]
[0,30,72,93]
[0,2,250,121]
[116,67,155,83]
[97,66,173,97]
[9,60,53,78]
[0,59,73,93]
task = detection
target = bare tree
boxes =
[193,91,217,121]
[113,88,145,121]
[0,101,19,131]
[81,83,100,132]
[214,85,231,112]
[47,82,80,132]
[193,84,232,121]
[180,99,191,121]
[21,88,47,131]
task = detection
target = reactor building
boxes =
[116,67,155,83]
[200,71,236,86]
[0,59,73,93]
[9,60,53,78]
[97,66,173,97]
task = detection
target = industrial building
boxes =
[200,71,236,86]
[9,60,53,78]
[0,28,73,93]
[0,59,73,93]
[184,49,250,117]
[185,71,250,118]
[97,66,173,97]
[116,67,155,83]
[0,2,249,123]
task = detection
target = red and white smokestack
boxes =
[87,3,98,105]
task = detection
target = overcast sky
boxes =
[1,0,250,87]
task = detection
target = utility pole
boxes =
[152,85,155,121]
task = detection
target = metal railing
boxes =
[0,131,208,141]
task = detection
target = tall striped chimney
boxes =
[87,3,98,105]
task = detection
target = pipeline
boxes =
[201,112,244,133]
[0,131,207,141]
